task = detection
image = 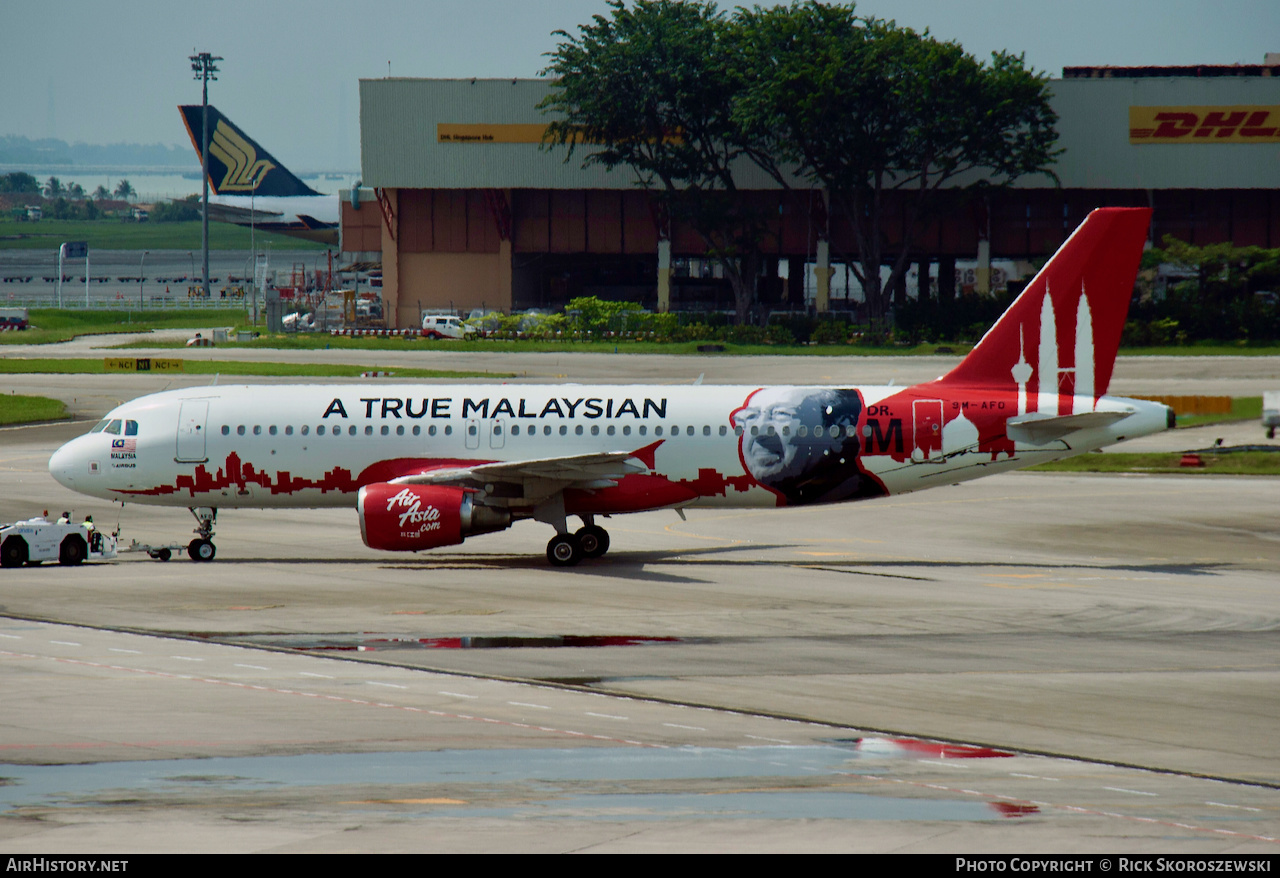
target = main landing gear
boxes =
[187,506,217,562]
[545,516,611,568]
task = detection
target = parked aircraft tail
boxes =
[179,105,322,198]
[937,207,1152,406]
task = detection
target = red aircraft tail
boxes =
[937,207,1151,405]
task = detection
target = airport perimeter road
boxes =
[1,420,1277,851]
[3,332,1280,395]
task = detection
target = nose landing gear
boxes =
[187,507,217,562]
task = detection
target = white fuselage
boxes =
[48,383,1171,515]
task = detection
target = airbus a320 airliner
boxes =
[44,208,1172,567]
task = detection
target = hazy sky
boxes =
[3,0,1276,171]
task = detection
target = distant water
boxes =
[0,166,360,202]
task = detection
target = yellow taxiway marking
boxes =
[984,581,1087,590]
[347,798,468,805]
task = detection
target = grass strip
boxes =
[1028,451,1280,476]
[0,393,69,426]
[1,308,252,346]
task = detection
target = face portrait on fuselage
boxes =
[734,387,833,481]
[732,387,884,506]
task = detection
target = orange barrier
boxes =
[1133,395,1233,416]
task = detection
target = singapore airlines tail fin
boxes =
[937,207,1152,405]
[179,105,322,198]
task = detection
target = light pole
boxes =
[139,250,148,309]
[259,240,271,323]
[250,177,256,318]
[190,51,221,302]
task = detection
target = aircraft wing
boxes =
[390,449,653,504]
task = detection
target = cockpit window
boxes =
[103,419,122,435]
[125,420,138,436]
[90,419,110,433]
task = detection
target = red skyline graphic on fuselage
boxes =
[115,450,761,515]
[115,453,495,498]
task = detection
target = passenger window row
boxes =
[107,419,855,442]
[216,423,747,439]
[219,424,451,437]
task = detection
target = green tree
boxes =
[151,195,201,222]
[0,172,40,194]
[66,182,85,200]
[1149,236,1280,304]
[114,179,135,201]
[43,176,65,198]
[541,0,782,324]
[1129,237,1280,342]
[734,2,1059,324]
[91,184,111,202]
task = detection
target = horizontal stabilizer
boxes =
[1006,409,1131,444]
[204,202,285,224]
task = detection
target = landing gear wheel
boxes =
[188,539,216,562]
[59,536,86,566]
[575,525,610,559]
[546,533,583,567]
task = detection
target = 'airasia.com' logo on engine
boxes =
[385,488,443,535]
[1130,106,1279,143]
[359,482,465,551]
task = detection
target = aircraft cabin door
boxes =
[489,418,506,450]
[912,399,944,462]
[176,400,209,462]
[464,418,481,450]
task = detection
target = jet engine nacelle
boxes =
[357,483,511,552]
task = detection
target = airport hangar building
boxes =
[343,65,1280,330]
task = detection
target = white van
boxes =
[421,315,476,340]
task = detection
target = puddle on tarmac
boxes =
[0,746,1034,822]
[207,633,684,652]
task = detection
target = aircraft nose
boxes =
[48,439,81,489]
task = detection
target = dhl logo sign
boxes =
[1130,105,1280,143]
[210,120,276,190]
